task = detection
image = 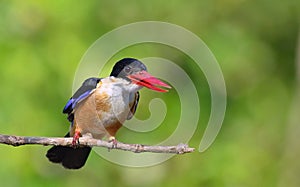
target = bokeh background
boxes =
[0,1,300,187]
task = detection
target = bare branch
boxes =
[0,134,195,154]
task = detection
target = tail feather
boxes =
[46,146,91,169]
[46,133,91,169]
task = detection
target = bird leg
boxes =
[108,136,118,149]
[72,130,81,147]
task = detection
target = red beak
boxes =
[127,71,171,92]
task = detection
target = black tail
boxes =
[46,133,91,169]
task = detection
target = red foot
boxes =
[72,131,81,147]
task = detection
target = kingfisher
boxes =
[46,58,171,169]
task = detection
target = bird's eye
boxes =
[124,66,132,74]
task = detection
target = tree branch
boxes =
[0,134,195,154]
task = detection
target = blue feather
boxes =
[71,91,91,109]
[63,98,74,113]
[62,77,101,122]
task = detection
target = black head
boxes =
[110,58,147,80]
[110,58,171,92]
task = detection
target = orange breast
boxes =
[71,89,125,139]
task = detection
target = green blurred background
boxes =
[0,0,300,187]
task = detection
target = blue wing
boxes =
[63,77,101,122]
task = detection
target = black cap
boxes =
[110,58,147,80]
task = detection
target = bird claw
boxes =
[108,136,117,149]
[72,131,81,148]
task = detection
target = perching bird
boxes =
[46,58,171,169]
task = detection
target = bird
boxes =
[46,58,171,169]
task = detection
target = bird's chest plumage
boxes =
[72,78,135,139]
[95,79,131,124]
